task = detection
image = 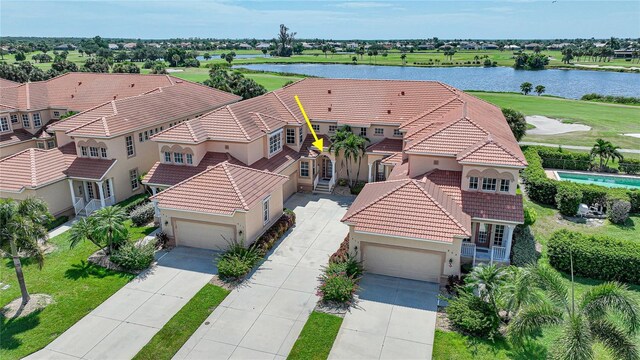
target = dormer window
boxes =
[32,113,42,127]
[500,179,510,192]
[100,148,108,158]
[482,178,497,191]
[89,147,99,157]
[81,146,88,156]
[286,128,296,144]
[164,151,171,163]
[186,153,193,165]
[10,114,18,123]
[174,152,183,164]
[0,117,9,132]
[469,176,479,190]
[22,114,30,128]
[269,130,283,156]
[393,129,402,137]
[311,124,320,132]
[360,127,367,137]
[299,128,303,144]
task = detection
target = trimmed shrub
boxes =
[629,191,640,214]
[120,194,150,214]
[325,253,363,278]
[547,230,640,284]
[555,182,582,216]
[110,240,157,271]
[446,291,500,339]
[350,181,366,195]
[253,210,295,254]
[620,159,640,175]
[130,202,155,226]
[46,215,69,231]
[510,225,538,266]
[537,147,591,171]
[317,273,358,303]
[577,184,608,208]
[608,199,631,224]
[217,241,262,280]
[523,206,537,226]
[330,236,350,263]
[521,147,557,205]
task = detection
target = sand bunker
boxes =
[526,115,591,135]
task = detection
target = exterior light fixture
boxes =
[448,258,453,267]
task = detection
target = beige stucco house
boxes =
[143,78,526,283]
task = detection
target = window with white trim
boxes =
[36,142,45,149]
[129,169,139,190]
[262,197,270,225]
[81,146,88,156]
[89,146,98,157]
[100,148,107,158]
[374,128,384,136]
[269,130,282,156]
[477,223,489,244]
[87,182,95,199]
[10,114,18,123]
[493,225,505,247]
[144,131,149,141]
[500,179,510,193]
[139,133,144,142]
[393,128,402,137]
[482,178,497,191]
[469,176,479,190]
[311,124,320,132]
[329,125,337,133]
[32,113,42,127]
[186,153,193,165]
[359,127,367,136]
[47,139,55,148]
[125,135,135,156]
[22,114,30,128]
[164,152,171,163]
[300,161,309,177]
[299,128,303,144]
[174,152,183,164]
[286,128,295,144]
[0,117,9,132]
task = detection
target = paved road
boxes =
[329,274,440,360]
[174,193,353,360]
[26,247,217,360]
[520,141,640,154]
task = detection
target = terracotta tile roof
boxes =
[387,158,409,180]
[404,114,490,155]
[457,136,527,167]
[461,192,524,223]
[65,157,116,180]
[366,138,403,154]
[0,147,73,191]
[380,152,403,165]
[299,134,332,157]
[0,128,38,147]
[50,81,239,138]
[249,146,302,173]
[152,92,299,144]
[143,152,243,187]
[422,170,463,204]
[152,162,288,215]
[341,178,471,243]
[0,78,19,88]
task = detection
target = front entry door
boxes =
[321,158,332,180]
[475,223,492,248]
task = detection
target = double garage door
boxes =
[362,243,444,283]
[173,219,235,250]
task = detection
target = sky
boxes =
[1,0,639,40]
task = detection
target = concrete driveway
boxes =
[174,193,353,360]
[26,247,218,360]
[329,274,440,360]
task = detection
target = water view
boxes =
[237,64,640,99]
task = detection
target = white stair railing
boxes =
[313,174,319,190]
[328,174,336,191]
[83,199,101,216]
[73,198,85,215]
[491,246,507,264]
[461,243,476,257]
[105,195,115,207]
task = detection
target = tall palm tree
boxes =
[508,263,639,360]
[328,126,368,187]
[69,217,103,251]
[93,206,128,254]
[591,139,624,170]
[0,198,52,304]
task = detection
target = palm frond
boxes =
[581,282,640,334]
[555,314,594,360]
[532,262,569,311]
[507,302,564,342]
[590,318,639,360]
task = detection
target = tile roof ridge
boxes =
[272,91,301,124]
[29,148,38,188]
[166,75,175,85]
[405,114,488,151]
[221,162,249,210]
[458,135,527,165]
[184,121,199,143]
[51,100,114,130]
[111,100,118,115]
[412,179,469,234]
[101,117,111,137]
[225,162,289,179]
[400,96,461,129]
[227,106,251,141]
[251,112,271,132]
[342,179,411,221]
[152,162,227,201]
[64,114,110,135]
[434,81,461,97]
[25,82,31,109]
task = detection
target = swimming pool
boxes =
[556,171,640,190]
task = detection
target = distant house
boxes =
[417,43,435,50]
[302,42,313,49]
[238,43,252,50]
[123,42,137,49]
[614,49,635,58]
[346,42,358,49]
[525,43,543,50]
[108,43,119,50]
[505,44,521,51]
[460,42,479,50]
[54,44,77,51]
[547,43,571,50]
[256,42,271,50]
[594,42,607,48]
[482,43,499,50]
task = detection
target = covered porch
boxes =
[312,154,336,194]
[460,222,515,266]
[69,178,116,217]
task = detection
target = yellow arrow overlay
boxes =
[294,95,323,151]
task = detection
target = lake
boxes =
[236,64,640,99]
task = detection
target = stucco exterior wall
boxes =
[0,179,73,216]
[408,154,462,177]
[0,140,37,158]
[461,165,520,195]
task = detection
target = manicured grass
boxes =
[0,221,155,360]
[133,284,229,360]
[471,91,640,148]
[164,67,304,91]
[433,330,524,360]
[287,312,343,360]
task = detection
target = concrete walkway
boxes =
[26,247,218,360]
[520,141,640,154]
[174,193,353,360]
[329,275,440,360]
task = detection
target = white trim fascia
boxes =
[471,217,523,225]
[68,159,118,182]
[157,206,247,217]
[404,151,457,157]
[353,229,458,245]
[458,161,526,169]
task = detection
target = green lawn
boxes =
[0,221,155,360]
[288,312,343,360]
[162,67,304,91]
[471,91,640,149]
[133,284,229,360]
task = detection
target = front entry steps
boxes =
[314,180,332,194]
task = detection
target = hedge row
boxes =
[620,159,640,175]
[536,147,592,171]
[521,147,639,214]
[547,230,640,284]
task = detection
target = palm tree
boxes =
[69,217,103,251]
[328,126,368,187]
[520,82,533,95]
[535,85,546,96]
[464,263,508,318]
[0,198,52,304]
[508,263,639,360]
[93,206,128,254]
[400,53,407,65]
[591,139,624,170]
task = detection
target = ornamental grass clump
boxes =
[217,241,262,280]
[318,243,363,304]
[110,239,157,271]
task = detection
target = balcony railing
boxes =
[491,246,508,263]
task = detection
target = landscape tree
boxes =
[351,56,357,64]
[47,60,79,77]
[93,206,128,254]
[0,198,53,305]
[328,126,369,187]
[502,108,527,141]
[112,62,141,73]
[165,47,186,67]
[14,51,26,61]
[224,52,235,65]
[321,45,329,58]
[82,57,110,73]
[203,52,211,60]
[464,264,508,319]
[400,53,407,65]
[293,43,304,55]
[203,66,267,100]
[508,263,639,360]
[561,47,574,64]
[590,139,624,170]
[274,24,296,57]
[535,85,546,96]
[262,48,268,57]
[520,82,533,95]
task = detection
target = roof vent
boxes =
[130,83,135,87]
[327,89,331,94]
[328,107,332,112]
[113,95,117,100]
[78,81,82,86]
[71,94,74,98]
[401,91,405,96]
[387,109,391,114]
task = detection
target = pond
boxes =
[236,64,640,99]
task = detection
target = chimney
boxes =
[78,81,82,86]
[71,94,74,98]
[113,95,117,100]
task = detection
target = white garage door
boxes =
[174,220,235,250]
[362,243,444,283]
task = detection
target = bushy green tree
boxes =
[502,107,527,141]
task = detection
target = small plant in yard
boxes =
[523,206,537,226]
[510,225,538,267]
[446,291,501,339]
[317,272,358,303]
[110,239,157,271]
[555,182,582,216]
[608,199,631,224]
[155,231,169,248]
[324,253,363,278]
[216,240,262,280]
[130,202,155,227]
